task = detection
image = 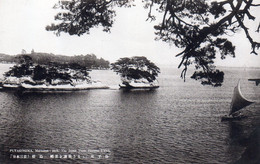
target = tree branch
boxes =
[146,0,155,21]
[230,1,260,55]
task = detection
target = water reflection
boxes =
[112,89,161,163]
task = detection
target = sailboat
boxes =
[221,80,254,121]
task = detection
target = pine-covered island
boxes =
[0,52,161,91]
[0,52,110,91]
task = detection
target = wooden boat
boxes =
[221,80,254,121]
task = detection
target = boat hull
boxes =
[221,115,247,121]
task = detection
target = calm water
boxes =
[0,64,260,163]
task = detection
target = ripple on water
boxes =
[0,66,260,163]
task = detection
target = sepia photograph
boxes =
[0,0,259,163]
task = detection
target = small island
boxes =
[0,53,109,91]
[111,56,160,89]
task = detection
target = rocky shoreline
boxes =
[0,80,109,91]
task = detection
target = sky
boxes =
[0,0,259,67]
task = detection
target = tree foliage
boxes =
[111,56,160,83]
[16,52,110,69]
[33,65,48,81]
[4,55,91,84]
[4,55,34,78]
[46,0,134,36]
[4,64,33,78]
[47,0,260,86]
[0,52,110,69]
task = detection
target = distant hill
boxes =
[0,52,110,69]
[0,53,16,63]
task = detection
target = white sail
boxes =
[229,80,254,116]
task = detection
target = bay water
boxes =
[0,64,259,163]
